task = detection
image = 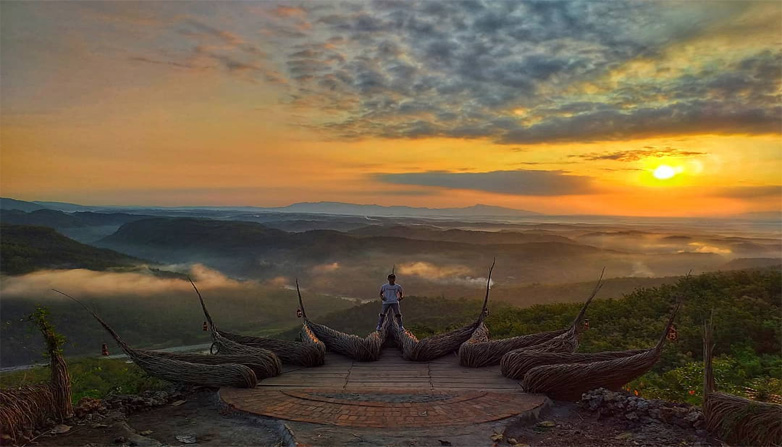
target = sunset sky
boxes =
[1,1,780,216]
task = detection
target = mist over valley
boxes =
[1,197,779,367]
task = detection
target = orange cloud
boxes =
[273,5,307,18]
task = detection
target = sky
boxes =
[1,1,781,216]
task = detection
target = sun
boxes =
[653,165,677,180]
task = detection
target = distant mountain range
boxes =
[267,202,541,217]
[0,197,540,218]
[0,198,47,212]
[1,197,779,221]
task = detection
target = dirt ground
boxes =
[27,391,718,447]
[30,390,282,447]
[284,400,718,447]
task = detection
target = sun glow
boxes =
[653,165,678,180]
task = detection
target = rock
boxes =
[615,432,633,440]
[438,441,452,446]
[695,429,708,437]
[139,430,153,436]
[537,420,556,428]
[51,424,72,434]
[128,435,163,447]
[490,433,503,442]
[587,395,604,410]
[673,407,689,417]
[171,400,187,407]
[175,435,197,444]
[111,421,162,447]
[75,397,108,417]
[114,436,127,444]
[674,418,691,429]
[580,386,712,435]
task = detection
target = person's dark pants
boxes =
[377,302,402,329]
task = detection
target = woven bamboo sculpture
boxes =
[702,314,781,446]
[297,281,390,362]
[0,386,60,445]
[393,261,495,361]
[0,310,73,445]
[191,280,325,367]
[496,272,605,376]
[58,291,267,388]
[520,307,679,401]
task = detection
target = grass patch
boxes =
[0,357,169,403]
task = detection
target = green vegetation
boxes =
[28,306,66,356]
[493,269,781,404]
[0,358,168,403]
[0,224,140,274]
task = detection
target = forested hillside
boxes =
[0,224,140,275]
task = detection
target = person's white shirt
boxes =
[380,283,403,303]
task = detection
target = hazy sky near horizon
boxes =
[1,1,780,216]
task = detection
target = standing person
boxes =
[376,274,404,331]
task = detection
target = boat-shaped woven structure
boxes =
[298,281,390,362]
[60,291,266,388]
[393,262,495,361]
[191,280,325,367]
[702,313,781,446]
[499,272,605,377]
[520,306,679,401]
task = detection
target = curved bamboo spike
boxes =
[478,258,496,323]
[570,267,606,330]
[649,270,690,352]
[391,265,395,276]
[653,303,681,353]
[189,277,217,337]
[52,289,130,351]
[703,310,715,397]
[296,278,308,320]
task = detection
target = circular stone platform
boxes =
[219,350,548,428]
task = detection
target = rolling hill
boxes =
[0,224,141,274]
[0,209,152,242]
[0,198,46,212]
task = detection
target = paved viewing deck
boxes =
[220,350,548,428]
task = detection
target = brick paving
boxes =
[219,350,548,428]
